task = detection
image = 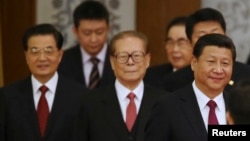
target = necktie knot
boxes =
[90,57,99,65]
[39,85,48,94]
[207,100,218,125]
[207,100,217,109]
[127,93,136,100]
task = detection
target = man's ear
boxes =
[190,56,196,71]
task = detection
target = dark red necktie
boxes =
[207,100,218,125]
[126,93,137,132]
[37,85,49,137]
[88,57,100,89]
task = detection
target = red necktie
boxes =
[37,85,49,137]
[126,93,137,132]
[207,100,218,125]
[88,57,100,89]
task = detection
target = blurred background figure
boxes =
[144,16,192,88]
[58,1,115,90]
[227,79,250,124]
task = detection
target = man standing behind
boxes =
[58,1,115,89]
[163,8,250,92]
[145,33,236,141]
[144,16,192,88]
[78,31,167,141]
[0,24,88,141]
[227,79,250,124]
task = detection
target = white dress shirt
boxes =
[80,43,108,86]
[192,81,226,131]
[115,79,144,122]
[32,72,58,112]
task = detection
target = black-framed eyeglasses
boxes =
[114,51,146,64]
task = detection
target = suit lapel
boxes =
[100,86,129,138]
[44,76,69,137]
[21,78,42,139]
[178,85,207,139]
[74,46,87,86]
[134,86,156,141]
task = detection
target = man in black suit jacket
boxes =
[227,79,250,124]
[145,34,236,141]
[76,31,168,141]
[58,1,115,89]
[162,8,250,92]
[144,16,192,88]
[0,24,89,141]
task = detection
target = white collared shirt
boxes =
[80,43,108,85]
[115,79,144,122]
[192,81,226,131]
[32,72,58,112]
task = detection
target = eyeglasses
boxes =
[165,38,190,49]
[114,51,146,64]
[28,47,57,56]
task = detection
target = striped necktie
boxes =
[88,57,100,89]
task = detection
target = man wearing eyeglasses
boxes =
[0,23,89,141]
[76,30,168,141]
[144,16,192,88]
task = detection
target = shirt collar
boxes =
[31,72,58,94]
[80,43,108,64]
[115,79,144,101]
[192,81,224,111]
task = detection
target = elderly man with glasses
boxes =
[75,30,168,141]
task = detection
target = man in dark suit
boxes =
[162,8,250,92]
[144,16,192,88]
[0,24,88,141]
[58,1,115,89]
[77,31,168,141]
[227,79,250,124]
[145,33,236,141]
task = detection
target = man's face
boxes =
[25,35,63,83]
[74,19,109,56]
[191,46,233,95]
[191,21,225,45]
[165,25,193,70]
[110,36,150,88]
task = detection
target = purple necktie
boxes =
[207,100,218,125]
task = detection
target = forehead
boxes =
[200,46,232,59]
[28,35,56,47]
[193,21,225,34]
[114,36,145,53]
[168,25,186,38]
[78,19,108,30]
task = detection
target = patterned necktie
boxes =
[207,100,219,125]
[37,85,49,137]
[88,57,100,89]
[126,93,137,132]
